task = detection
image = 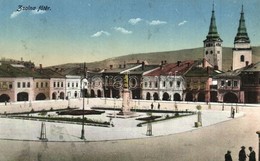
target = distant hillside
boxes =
[49,46,260,72]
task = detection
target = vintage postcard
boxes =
[0,0,259,161]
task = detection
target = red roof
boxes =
[144,60,195,76]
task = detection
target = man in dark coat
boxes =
[151,103,154,110]
[248,147,256,161]
[239,146,246,161]
[225,150,233,161]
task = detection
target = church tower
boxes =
[232,5,252,70]
[203,3,223,70]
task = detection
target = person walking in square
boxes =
[239,146,246,161]
[157,103,160,110]
[247,147,256,161]
[225,150,233,161]
[151,103,154,110]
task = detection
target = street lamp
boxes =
[80,63,88,140]
[256,131,260,161]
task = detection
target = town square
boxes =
[0,0,260,161]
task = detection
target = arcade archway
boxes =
[0,94,10,102]
[36,93,46,100]
[223,92,238,103]
[162,92,170,101]
[17,92,28,101]
[173,93,181,101]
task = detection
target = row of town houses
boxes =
[0,59,259,103]
[0,4,259,103]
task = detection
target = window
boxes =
[217,51,220,54]
[206,51,208,55]
[9,83,12,89]
[27,82,30,88]
[36,82,39,88]
[72,83,74,88]
[45,82,48,87]
[155,82,158,88]
[57,82,60,87]
[169,81,173,87]
[149,82,152,88]
[68,83,70,87]
[227,80,231,86]
[240,55,245,62]
[41,82,43,88]
[76,83,78,87]
[54,82,56,87]
[233,81,238,87]
[163,81,166,87]
[61,82,63,87]
[177,81,181,87]
[221,80,225,86]
[144,82,147,88]
[210,50,213,54]
[22,82,26,88]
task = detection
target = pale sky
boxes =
[0,0,259,66]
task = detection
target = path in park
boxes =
[0,106,259,161]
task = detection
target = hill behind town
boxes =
[49,46,260,72]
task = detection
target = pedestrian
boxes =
[239,146,246,161]
[158,103,160,110]
[151,103,154,110]
[232,107,235,118]
[225,150,233,161]
[247,147,256,161]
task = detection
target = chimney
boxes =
[123,61,126,68]
[119,64,122,68]
[164,60,167,64]
[137,60,140,64]
[214,65,218,70]
[110,65,113,69]
[177,61,181,66]
[187,62,190,67]
[142,61,145,70]
[207,66,210,74]
[202,58,206,67]
[161,61,164,65]
[245,61,249,67]
[39,64,42,69]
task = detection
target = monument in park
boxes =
[118,73,134,116]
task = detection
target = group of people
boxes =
[150,103,160,110]
[225,146,256,161]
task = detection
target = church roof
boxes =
[234,5,250,43]
[204,4,222,42]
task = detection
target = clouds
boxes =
[10,11,23,19]
[91,31,110,37]
[178,20,187,26]
[114,27,132,34]
[129,18,167,26]
[128,18,142,25]
[10,9,47,19]
[149,20,167,26]
[91,17,168,38]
